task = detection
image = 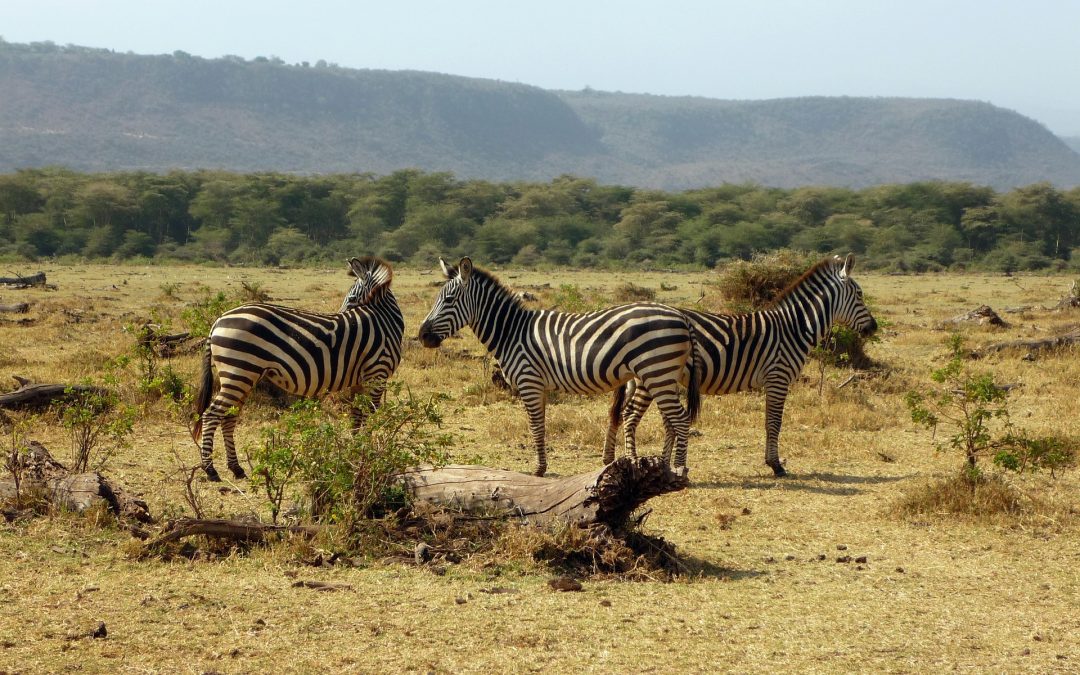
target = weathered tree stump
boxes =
[0,440,152,523]
[0,376,110,410]
[0,271,47,288]
[974,327,1080,358]
[1054,280,1080,310]
[939,304,1008,329]
[396,456,689,528]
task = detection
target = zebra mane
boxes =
[765,256,842,308]
[452,261,526,310]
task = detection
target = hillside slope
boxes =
[2,41,1079,189]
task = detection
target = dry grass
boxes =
[1,262,1080,672]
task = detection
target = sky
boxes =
[3,0,1079,136]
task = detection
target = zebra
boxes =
[605,254,877,477]
[192,256,404,481]
[418,256,700,477]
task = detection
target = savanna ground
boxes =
[1,261,1078,674]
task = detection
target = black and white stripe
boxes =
[192,257,404,481]
[608,254,877,476]
[418,256,699,477]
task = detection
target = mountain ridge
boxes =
[2,40,1079,190]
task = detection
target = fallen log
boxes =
[0,302,29,313]
[0,376,110,410]
[0,440,152,523]
[133,322,203,356]
[973,327,1080,358]
[397,456,689,529]
[0,271,47,288]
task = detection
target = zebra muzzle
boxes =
[418,322,444,348]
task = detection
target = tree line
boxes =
[1,168,1078,272]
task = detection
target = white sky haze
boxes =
[3,0,1079,135]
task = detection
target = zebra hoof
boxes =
[229,466,248,480]
[769,463,787,477]
[204,466,222,482]
[534,467,547,478]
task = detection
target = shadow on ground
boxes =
[692,472,914,496]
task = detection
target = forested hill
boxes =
[3,40,1080,190]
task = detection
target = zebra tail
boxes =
[608,381,628,428]
[685,329,702,425]
[191,342,214,444]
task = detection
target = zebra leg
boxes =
[520,389,549,477]
[764,378,790,477]
[602,383,630,464]
[652,388,691,468]
[199,410,224,481]
[622,386,653,461]
[222,415,247,480]
[349,384,383,430]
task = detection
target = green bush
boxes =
[905,334,1075,477]
[249,384,452,532]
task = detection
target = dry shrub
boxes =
[892,471,1028,520]
[710,249,818,312]
[612,282,657,303]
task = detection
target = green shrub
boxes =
[181,289,240,339]
[59,378,136,473]
[249,384,452,532]
[905,334,1075,477]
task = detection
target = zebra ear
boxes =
[458,257,474,284]
[347,257,366,278]
[439,257,457,280]
[841,253,855,278]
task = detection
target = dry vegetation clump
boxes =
[611,282,657,303]
[708,248,819,312]
[891,471,1041,523]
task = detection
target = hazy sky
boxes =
[3,0,1079,135]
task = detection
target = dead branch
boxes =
[144,518,321,548]
[0,303,29,313]
[291,580,353,591]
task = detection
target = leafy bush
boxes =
[905,334,1075,477]
[59,379,136,473]
[249,384,452,531]
[550,284,606,313]
[181,289,240,339]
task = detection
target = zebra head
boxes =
[833,253,878,337]
[340,256,393,312]
[418,256,476,348]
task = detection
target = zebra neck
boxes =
[378,292,405,334]
[773,285,836,347]
[469,292,528,357]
